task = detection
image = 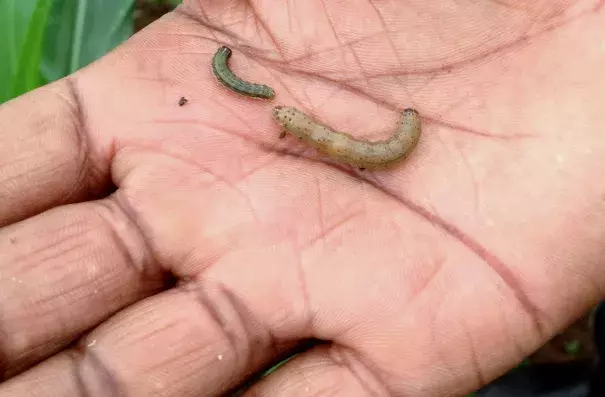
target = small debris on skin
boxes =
[178,97,188,106]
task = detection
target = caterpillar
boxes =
[211,46,275,99]
[272,106,421,170]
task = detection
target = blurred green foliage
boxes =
[0,0,182,104]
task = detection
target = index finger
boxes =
[0,80,112,226]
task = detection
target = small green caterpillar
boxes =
[211,46,275,99]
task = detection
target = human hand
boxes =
[1,1,605,396]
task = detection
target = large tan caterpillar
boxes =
[272,106,421,170]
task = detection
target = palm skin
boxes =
[1,0,605,396]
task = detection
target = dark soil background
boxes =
[132,0,599,369]
[135,0,176,32]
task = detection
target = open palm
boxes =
[2,0,605,396]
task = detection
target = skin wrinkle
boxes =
[134,323,185,371]
[328,345,389,397]
[231,340,326,397]
[178,240,230,282]
[94,200,153,275]
[66,347,91,397]
[314,177,327,253]
[188,281,282,377]
[0,154,44,191]
[276,30,393,69]
[291,241,314,336]
[586,271,604,300]
[304,208,364,252]
[273,54,316,109]
[356,7,415,103]
[368,2,404,69]
[178,1,245,43]
[7,342,63,381]
[436,89,474,116]
[112,142,263,233]
[49,81,91,202]
[64,77,112,200]
[450,139,481,216]
[243,0,283,58]
[69,350,91,397]
[113,191,169,279]
[242,1,264,43]
[222,288,280,368]
[7,219,91,270]
[75,345,126,397]
[364,178,547,340]
[296,72,530,140]
[426,299,482,391]
[23,240,91,271]
[426,292,455,392]
[412,72,439,99]
[488,0,527,11]
[490,292,528,370]
[0,324,8,381]
[348,7,591,78]
[206,100,264,175]
[433,116,532,140]
[213,96,257,133]
[462,324,487,388]
[268,68,310,111]
[145,114,305,179]
[232,145,283,181]
[285,0,296,40]
[190,282,241,358]
[318,0,372,90]
[407,255,445,309]
[262,2,594,77]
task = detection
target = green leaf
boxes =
[564,339,581,356]
[0,0,49,102]
[41,0,135,83]
[11,0,53,98]
[39,0,75,83]
[262,354,297,376]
